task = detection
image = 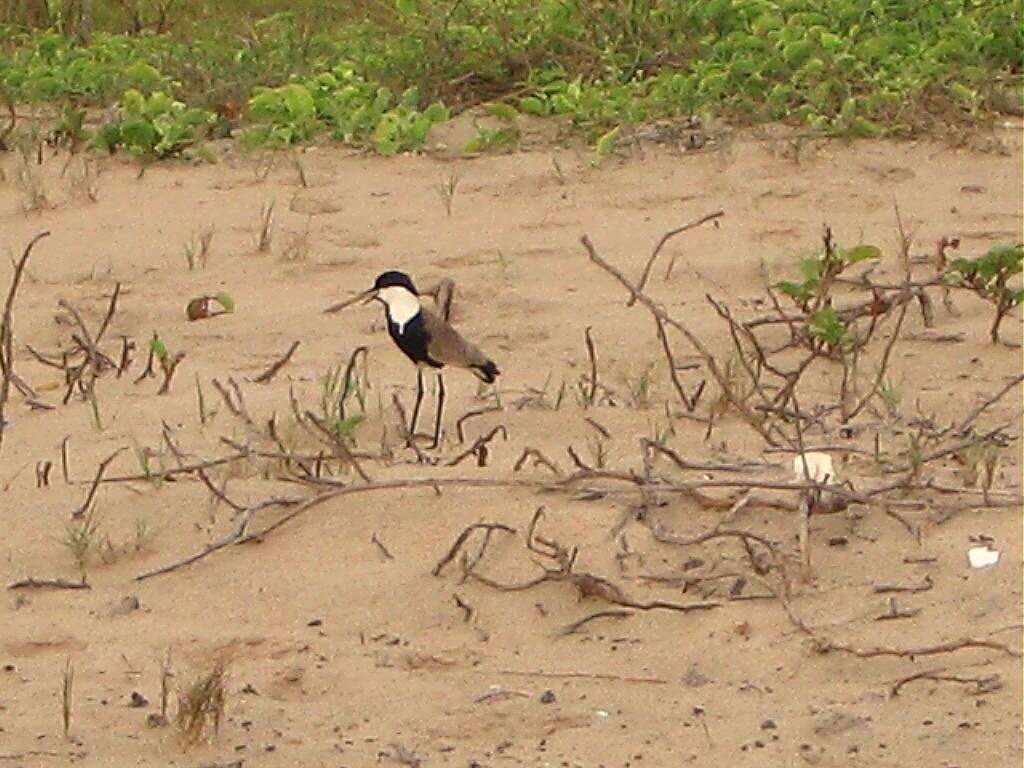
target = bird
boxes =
[362,270,499,448]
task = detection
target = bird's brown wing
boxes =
[420,306,493,371]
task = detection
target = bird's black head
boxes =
[372,271,418,295]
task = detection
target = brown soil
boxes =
[1,129,1022,768]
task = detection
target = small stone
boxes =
[307,618,323,627]
[539,690,556,704]
[761,719,777,730]
[129,691,148,708]
[110,595,140,617]
[828,536,849,547]
[682,666,711,687]
[146,713,169,728]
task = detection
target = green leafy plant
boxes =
[61,509,101,577]
[808,305,852,350]
[1,1,1019,158]
[95,89,214,157]
[463,122,518,154]
[776,243,881,312]
[318,359,367,442]
[243,83,321,147]
[372,101,448,156]
[945,244,1023,343]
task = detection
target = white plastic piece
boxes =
[967,545,1000,569]
[793,452,837,484]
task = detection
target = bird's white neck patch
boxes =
[378,286,421,333]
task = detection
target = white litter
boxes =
[793,452,837,484]
[967,545,1000,569]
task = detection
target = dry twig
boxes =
[252,341,300,384]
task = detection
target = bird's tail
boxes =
[471,359,500,384]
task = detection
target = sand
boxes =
[0,127,1021,767]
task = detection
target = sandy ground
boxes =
[0,127,1022,768]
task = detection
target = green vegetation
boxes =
[1,1,1020,158]
[945,243,1023,343]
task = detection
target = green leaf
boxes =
[462,136,485,154]
[518,96,547,115]
[149,335,168,363]
[594,126,620,157]
[119,119,158,152]
[809,306,847,346]
[841,245,882,264]
[484,102,518,122]
[423,102,449,122]
[774,280,810,301]
[123,61,163,90]
[282,84,315,120]
[334,413,364,439]
[798,258,823,282]
[214,292,235,313]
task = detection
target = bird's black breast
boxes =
[387,312,443,368]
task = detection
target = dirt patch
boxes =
[0,130,1021,767]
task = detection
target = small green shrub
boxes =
[946,244,1023,343]
[94,89,214,157]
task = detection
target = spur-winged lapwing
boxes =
[361,270,499,448]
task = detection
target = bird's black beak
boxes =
[323,288,378,314]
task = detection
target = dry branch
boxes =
[559,609,634,636]
[889,667,1001,697]
[432,522,516,576]
[513,447,563,476]
[252,340,299,384]
[456,405,502,443]
[446,425,507,467]
[630,211,724,305]
[0,231,51,450]
[956,374,1024,435]
[583,325,598,407]
[304,410,372,482]
[581,234,785,447]
[134,497,301,581]
[71,448,124,518]
[8,576,90,591]
[654,314,702,411]
[338,346,368,420]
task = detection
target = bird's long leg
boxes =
[430,372,446,449]
[409,368,425,441]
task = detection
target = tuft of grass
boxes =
[60,657,74,739]
[175,658,228,748]
[289,152,309,187]
[97,518,158,564]
[159,648,174,721]
[68,157,100,203]
[437,170,460,217]
[14,146,50,211]
[878,376,902,418]
[62,509,101,577]
[184,225,215,270]
[256,200,275,252]
[624,361,657,409]
[281,216,313,261]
